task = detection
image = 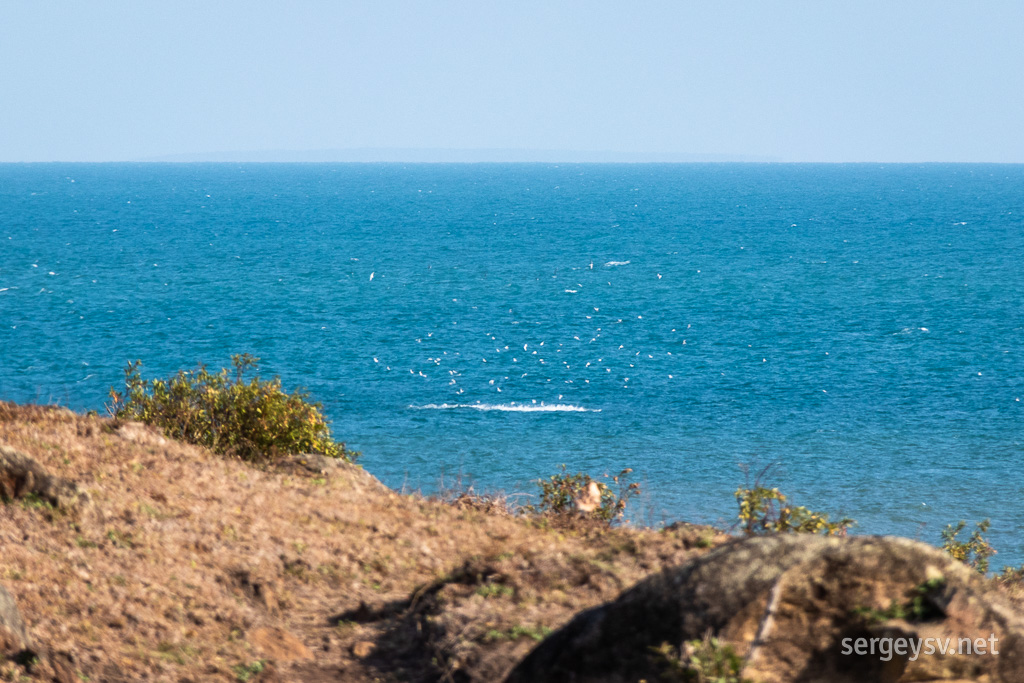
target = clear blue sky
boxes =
[2,1,1022,162]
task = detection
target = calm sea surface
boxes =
[1,163,1022,561]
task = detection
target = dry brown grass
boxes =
[0,402,728,682]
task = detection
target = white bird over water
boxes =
[369,272,374,281]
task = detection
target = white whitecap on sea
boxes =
[409,403,598,413]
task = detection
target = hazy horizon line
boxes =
[147,147,778,163]
[3,148,1023,164]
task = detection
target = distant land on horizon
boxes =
[138,148,781,163]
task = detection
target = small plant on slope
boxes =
[525,464,640,524]
[941,519,994,573]
[853,577,947,624]
[651,633,752,683]
[107,354,356,463]
[232,660,266,682]
[735,485,853,536]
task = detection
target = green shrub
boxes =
[107,354,356,463]
[484,624,552,642]
[735,485,853,536]
[941,519,994,573]
[232,660,266,682]
[853,577,947,624]
[997,565,1024,585]
[651,634,751,683]
[524,465,640,524]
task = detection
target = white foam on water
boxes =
[410,403,599,413]
[604,260,630,266]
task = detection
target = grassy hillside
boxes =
[0,403,724,682]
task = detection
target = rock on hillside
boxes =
[508,534,1024,683]
[0,584,31,656]
[0,444,83,509]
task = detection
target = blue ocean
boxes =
[2,164,1022,562]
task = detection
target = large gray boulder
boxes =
[507,535,1024,683]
